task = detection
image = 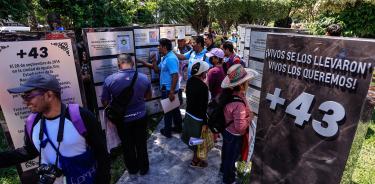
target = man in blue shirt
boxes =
[143,38,183,138]
[175,36,210,79]
[102,54,152,175]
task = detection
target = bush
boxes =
[309,2,375,38]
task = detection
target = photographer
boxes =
[0,74,110,184]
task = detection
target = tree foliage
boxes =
[208,0,242,34]
[2,0,375,38]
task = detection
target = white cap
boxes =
[177,34,185,40]
[191,61,210,76]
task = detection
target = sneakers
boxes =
[160,128,172,138]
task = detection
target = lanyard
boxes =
[38,103,66,166]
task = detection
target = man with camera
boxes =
[0,74,110,184]
[101,54,152,175]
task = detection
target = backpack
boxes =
[207,96,245,134]
[25,104,86,141]
[104,71,138,123]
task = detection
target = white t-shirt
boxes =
[31,116,87,168]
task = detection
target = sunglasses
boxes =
[20,91,46,101]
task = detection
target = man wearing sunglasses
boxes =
[0,74,110,184]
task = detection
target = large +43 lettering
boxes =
[266,88,345,138]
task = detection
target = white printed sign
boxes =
[185,26,192,35]
[160,27,175,40]
[0,39,82,171]
[175,26,186,39]
[247,88,260,114]
[245,28,251,48]
[91,58,119,84]
[134,28,159,47]
[86,31,134,57]
[250,31,268,59]
[95,85,104,108]
[249,60,264,88]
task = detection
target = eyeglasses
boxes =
[20,92,45,101]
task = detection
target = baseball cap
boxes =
[7,73,61,94]
[205,48,224,59]
[177,34,186,40]
[191,61,210,76]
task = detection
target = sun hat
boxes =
[205,48,224,59]
[221,64,259,88]
[191,61,210,76]
[7,73,61,93]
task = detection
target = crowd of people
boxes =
[0,33,256,184]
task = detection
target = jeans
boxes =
[161,88,183,136]
[221,130,243,184]
[115,116,149,174]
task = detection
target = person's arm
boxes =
[174,52,186,60]
[166,57,180,101]
[151,54,160,73]
[136,58,153,68]
[80,108,110,184]
[0,129,39,168]
[175,50,193,60]
[168,73,178,101]
[101,82,110,108]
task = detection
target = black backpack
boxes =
[207,95,245,133]
[105,71,138,123]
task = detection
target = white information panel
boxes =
[160,27,175,40]
[250,31,268,59]
[248,60,264,88]
[245,28,251,48]
[95,85,104,108]
[175,26,186,39]
[91,58,118,84]
[247,87,261,114]
[185,26,192,35]
[240,27,246,42]
[243,49,250,66]
[0,39,83,171]
[86,31,134,57]
[134,28,159,47]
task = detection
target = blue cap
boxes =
[7,73,61,94]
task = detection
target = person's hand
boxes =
[168,92,175,102]
[150,53,157,63]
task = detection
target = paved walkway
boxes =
[116,117,224,184]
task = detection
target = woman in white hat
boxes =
[219,64,257,184]
[181,61,210,168]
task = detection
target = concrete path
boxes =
[116,118,224,184]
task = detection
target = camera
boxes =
[36,164,62,184]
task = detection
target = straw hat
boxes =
[221,64,259,88]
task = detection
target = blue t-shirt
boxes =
[101,69,151,122]
[184,48,211,78]
[159,51,180,91]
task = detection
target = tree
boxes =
[0,0,31,25]
[208,0,242,34]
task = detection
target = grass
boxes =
[351,122,375,184]
[0,126,20,184]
